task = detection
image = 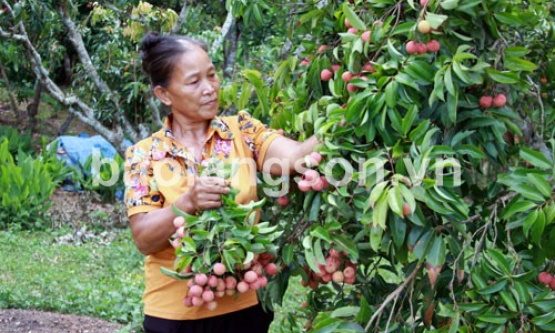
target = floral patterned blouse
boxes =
[123,110,281,217]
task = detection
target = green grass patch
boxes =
[0,228,307,332]
[0,229,145,330]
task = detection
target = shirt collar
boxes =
[150,114,234,160]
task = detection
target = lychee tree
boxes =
[220,0,555,332]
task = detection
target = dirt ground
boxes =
[0,309,126,333]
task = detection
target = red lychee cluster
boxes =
[479,94,507,109]
[538,272,555,290]
[297,153,329,192]
[406,40,440,54]
[301,249,357,288]
[182,253,279,310]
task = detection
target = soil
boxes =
[0,309,126,333]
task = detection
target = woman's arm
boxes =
[129,176,230,255]
[262,135,320,176]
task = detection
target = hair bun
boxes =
[140,32,163,75]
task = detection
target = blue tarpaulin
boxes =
[50,134,132,200]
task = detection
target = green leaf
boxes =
[385,80,398,108]
[388,185,404,217]
[502,200,537,219]
[355,297,372,324]
[477,313,508,324]
[527,173,553,198]
[404,61,434,83]
[311,226,332,243]
[181,236,197,253]
[511,184,548,202]
[160,267,189,281]
[444,66,456,96]
[368,181,388,209]
[343,3,366,30]
[458,302,487,312]
[532,210,546,244]
[441,0,459,10]
[457,144,486,159]
[426,236,446,267]
[308,192,322,222]
[387,39,404,61]
[313,238,326,267]
[520,147,553,169]
[331,306,360,318]
[305,247,321,274]
[500,291,518,312]
[449,312,461,333]
[486,68,519,84]
[505,56,538,72]
[494,12,524,27]
[532,312,555,326]
[402,105,418,137]
[242,70,269,117]
[391,216,407,248]
[523,209,539,238]
[282,244,294,265]
[332,234,359,261]
[373,191,389,229]
[452,61,472,84]
[425,12,449,29]
[370,225,383,252]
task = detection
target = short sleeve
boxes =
[237,110,282,170]
[123,142,164,217]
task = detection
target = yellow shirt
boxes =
[123,111,281,320]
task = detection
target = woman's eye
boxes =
[188,80,198,85]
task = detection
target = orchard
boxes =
[1,0,554,333]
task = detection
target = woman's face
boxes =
[158,45,221,122]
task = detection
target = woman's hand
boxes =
[176,175,231,214]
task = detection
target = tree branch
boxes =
[211,10,234,55]
[58,0,140,143]
[365,263,423,332]
[171,0,189,34]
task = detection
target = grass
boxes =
[0,228,306,332]
[0,229,145,332]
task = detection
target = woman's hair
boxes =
[139,32,208,88]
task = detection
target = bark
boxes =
[223,20,239,80]
[62,51,73,85]
[171,0,189,35]
[0,58,20,122]
[211,10,235,55]
[58,112,75,135]
[147,89,164,128]
[26,80,42,133]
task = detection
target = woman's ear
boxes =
[153,86,172,107]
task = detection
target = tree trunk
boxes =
[223,20,239,80]
[0,58,20,123]
[26,80,42,134]
[58,112,74,135]
[62,51,73,86]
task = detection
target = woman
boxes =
[124,32,319,333]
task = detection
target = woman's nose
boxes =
[202,80,215,95]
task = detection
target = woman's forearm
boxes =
[264,135,321,176]
[130,193,196,255]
